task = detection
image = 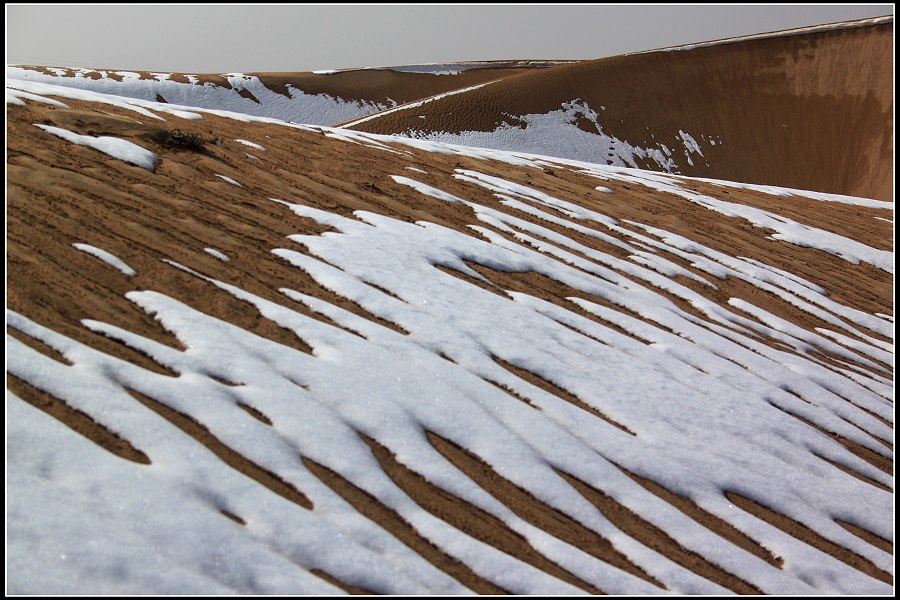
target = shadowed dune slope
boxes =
[6,74,893,594]
[348,18,893,200]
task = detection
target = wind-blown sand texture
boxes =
[5,20,893,596]
[346,17,893,201]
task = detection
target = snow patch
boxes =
[7,67,391,125]
[35,124,158,171]
[390,175,465,203]
[576,165,894,273]
[72,243,137,277]
[215,174,242,187]
[7,88,69,107]
[234,139,266,151]
[397,99,691,172]
[679,130,703,157]
[204,248,231,262]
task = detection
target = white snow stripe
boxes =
[36,124,158,171]
[72,243,137,276]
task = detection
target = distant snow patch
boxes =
[35,124,158,171]
[7,67,390,125]
[405,167,429,174]
[400,100,682,172]
[7,88,69,107]
[72,243,136,277]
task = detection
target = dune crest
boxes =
[347,17,893,200]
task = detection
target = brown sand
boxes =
[6,87,893,592]
[724,492,892,584]
[558,471,761,594]
[350,19,893,200]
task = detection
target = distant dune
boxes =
[345,17,893,200]
[6,61,568,126]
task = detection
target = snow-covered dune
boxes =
[5,64,893,594]
[345,16,894,201]
[6,61,555,126]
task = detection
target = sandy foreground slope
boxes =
[5,76,894,593]
[345,17,894,201]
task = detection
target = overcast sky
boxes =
[6,4,894,73]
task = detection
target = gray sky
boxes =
[6,4,894,73]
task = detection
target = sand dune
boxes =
[346,17,893,200]
[6,61,560,126]
[6,68,893,594]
